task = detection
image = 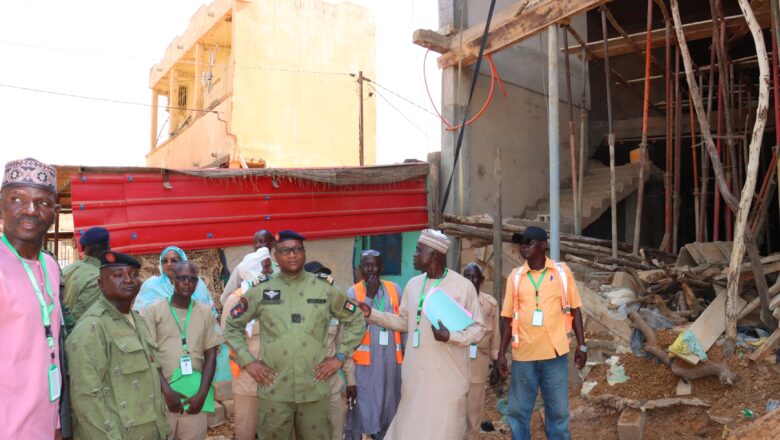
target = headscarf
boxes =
[237,247,271,281]
[133,245,216,312]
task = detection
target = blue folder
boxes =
[423,288,474,332]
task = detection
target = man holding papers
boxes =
[142,261,222,440]
[357,229,485,440]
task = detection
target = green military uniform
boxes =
[224,271,366,440]
[66,295,168,440]
[62,255,102,322]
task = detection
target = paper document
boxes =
[422,288,474,332]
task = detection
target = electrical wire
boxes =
[0,39,353,77]
[0,82,220,114]
[368,83,437,143]
[364,78,439,118]
[423,50,505,131]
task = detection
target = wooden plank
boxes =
[577,281,632,343]
[749,328,780,362]
[671,286,747,364]
[565,13,771,60]
[433,0,607,69]
[413,29,450,54]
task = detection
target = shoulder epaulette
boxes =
[253,273,270,285]
[316,272,334,285]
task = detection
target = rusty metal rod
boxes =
[633,0,654,254]
[563,28,581,236]
[601,8,618,258]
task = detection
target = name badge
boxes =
[469,344,478,359]
[48,364,61,402]
[532,309,544,327]
[379,329,389,346]
[412,329,420,348]
[180,355,193,375]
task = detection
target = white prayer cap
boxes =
[418,229,451,255]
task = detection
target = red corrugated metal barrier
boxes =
[70,171,428,254]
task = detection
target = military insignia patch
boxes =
[307,298,326,304]
[230,297,248,318]
[316,272,334,285]
[343,299,357,313]
[262,289,282,304]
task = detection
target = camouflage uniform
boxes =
[66,295,168,439]
[224,271,365,440]
[62,256,102,322]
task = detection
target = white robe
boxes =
[369,270,485,440]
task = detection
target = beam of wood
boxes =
[566,12,771,60]
[413,29,450,54]
[728,0,771,47]
[433,0,607,69]
[602,5,666,77]
[565,26,665,115]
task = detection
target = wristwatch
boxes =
[335,353,346,362]
[578,345,588,353]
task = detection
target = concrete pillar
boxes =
[168,69,177,135]
[193,43,203,111]
[150,90,158,150]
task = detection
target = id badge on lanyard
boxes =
[379,329,389,346]
[180,355,193,375]
[532,309,544,327]
[48,364,61,401]
[469,344,478,359]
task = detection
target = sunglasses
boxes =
[361,250,381,257]
[162,258,181,264]
[276,246,305,256]
[517,238,537,246]
[174,275,198,283]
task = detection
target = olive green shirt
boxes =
[62,256,102,321]
[224,271,365,403]
[66,295,168,440]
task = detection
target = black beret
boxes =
[79,226,110,246]
[99,251,141,269]
[304,261,331,275]
[276,229,306,243]
[511,226,548,243]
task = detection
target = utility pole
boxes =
[358,70,365,166]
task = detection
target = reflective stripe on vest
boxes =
[353,280,403,365]
[510,262,573,350]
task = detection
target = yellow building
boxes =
[147,0,376,169]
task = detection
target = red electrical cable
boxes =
[423,49,506,131]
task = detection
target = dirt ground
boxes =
[207,331,780,439]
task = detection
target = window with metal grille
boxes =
[177,85,188,108]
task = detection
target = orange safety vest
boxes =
[510,262,573,349]
[353,280,403,365]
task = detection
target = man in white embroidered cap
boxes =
[0,158,63,439]
[356,229,486,440]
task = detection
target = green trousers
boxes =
[257,398,331,440]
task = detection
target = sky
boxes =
[0,0,441,168]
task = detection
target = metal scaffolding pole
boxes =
[549,25,561,260]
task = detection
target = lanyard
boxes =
[1,234,56,359]
[366,281,390,312]
[416,268,448,325]
[526,269,548,309]
[168,298,193,353]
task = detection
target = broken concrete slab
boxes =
[676,379,692,396]
[617,408,645,440]
[578,281,633,343]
